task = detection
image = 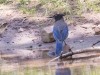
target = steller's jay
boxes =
[56,62,71,75]
[48,14,68,57]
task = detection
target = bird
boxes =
[56,60,71,75]
[56,64,71,75]
[48,14,69,57]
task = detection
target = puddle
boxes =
[0,48,100,75]
[1,61,100,75]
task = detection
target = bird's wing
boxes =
[53,27,68,41]
[53,28,61,41]
[61,27,68,41]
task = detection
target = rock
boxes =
[41,26,55,43]
[79,40,84,43]
[0,22,8,34]
[18,27,24,33]
[37,42,42,47]
[94,27,100,35]
[63,44,71,53]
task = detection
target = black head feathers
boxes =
[48,13,66,21]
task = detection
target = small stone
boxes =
[94,27,100,35]
[37,43,42,47]
[7,49,9,50]
[92,27,95,30]
[73,41,77,43]
[7,42,9,43]
[41,26,55,43]
[33,51,35,53]
[79,40,84,43]
[63,44,71,53]
[18,28,24,33]
[5,29,7,31]
[32,40,34,42]
[30,46,32,48]
[0,22,8,34]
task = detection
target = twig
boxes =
[48,47,100,63]
[92,41,100,47]
[64,41,67,45]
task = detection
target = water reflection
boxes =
[1,48,100,75]
[55,62,71,75]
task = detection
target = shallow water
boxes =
[0,48,100,75]
[1,61,100,75]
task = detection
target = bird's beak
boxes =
[47,16,54,18]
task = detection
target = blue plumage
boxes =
[53,27,68,56]
[53,27,68,42]
[48,14,68,57]
[56,62,71,75]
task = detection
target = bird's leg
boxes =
[64,41,67,45]
[68,48,73,59]
[59,51,63,60]
[68,48,73,64]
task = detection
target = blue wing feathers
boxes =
[53,27,68,41]
[53,27,68,56]
[61,27,68,41]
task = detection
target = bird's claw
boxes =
[59,51,63,60]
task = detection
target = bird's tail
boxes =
[56,41,63,56]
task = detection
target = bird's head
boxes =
[48,13,66,21]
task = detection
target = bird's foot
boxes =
[59,51,63,60]
[47,50,56,58]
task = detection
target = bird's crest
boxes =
[48,13,66,21]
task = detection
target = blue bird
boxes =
[48,14,68,57]
[56,62,71,75]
